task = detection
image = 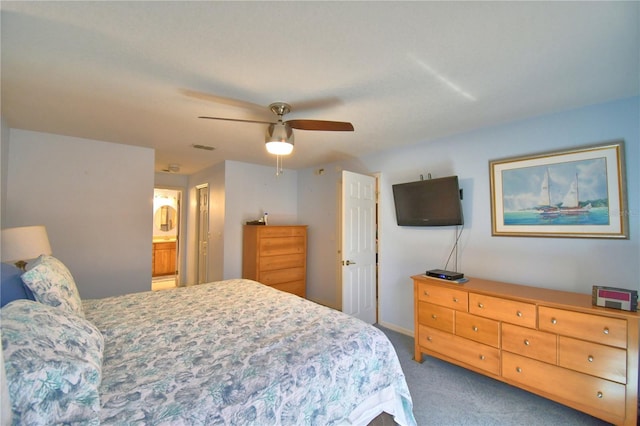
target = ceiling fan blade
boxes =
[286,120,354,132]
[181,89,267,113]
[198,116,275,125]
[288,97,344,112]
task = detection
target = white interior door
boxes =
[196,184,209,284]
[341,170,377,324]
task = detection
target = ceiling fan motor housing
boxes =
[269,102,291,117]
[265,122,294,155]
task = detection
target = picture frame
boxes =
[489,140,628,239]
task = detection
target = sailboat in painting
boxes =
[537,169,561,217]
[559,173,591,215]
[537,170,591,217]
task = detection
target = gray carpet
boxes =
[377,325,612,426]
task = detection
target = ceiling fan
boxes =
[199,102,354,156]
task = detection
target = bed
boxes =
[1,255,416,425]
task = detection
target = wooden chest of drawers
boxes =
[243,225,307,297]
[413,274,640,425]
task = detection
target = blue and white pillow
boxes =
[20,255,84,317]
[1,299,104,425]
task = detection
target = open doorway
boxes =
[152,188,181,291]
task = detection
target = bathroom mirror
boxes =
[155,205,177,232]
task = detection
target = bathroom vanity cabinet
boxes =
[152,241,176,277]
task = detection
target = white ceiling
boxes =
[1,1,638,175]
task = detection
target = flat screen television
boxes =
[392,176,463,226]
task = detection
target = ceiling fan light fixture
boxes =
[265,140,294,155]
[265,123,294,155]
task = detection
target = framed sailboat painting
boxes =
[489,140,628,239]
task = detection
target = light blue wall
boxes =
[223,160,299,279]
[187,162,226,284]
[299,96,639,334]
[4,129,155,299]
[186,160,299,284]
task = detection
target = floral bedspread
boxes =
[83,279,416,426]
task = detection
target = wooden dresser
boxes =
[243,225,307,297]
[413,274,639,425]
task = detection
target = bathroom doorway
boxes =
[152,188,181,291]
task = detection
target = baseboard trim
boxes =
[377,320,414,338]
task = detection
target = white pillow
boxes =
[1,299,103,424]
[20,255,84,317]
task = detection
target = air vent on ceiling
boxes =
[192,144,215,151]
[162,164,181,173]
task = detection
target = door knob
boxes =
[344,260,356,265]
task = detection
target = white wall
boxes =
[4,130,155,299]
[299,96,639,335]
[1,118,10,221]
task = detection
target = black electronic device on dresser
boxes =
[426,269,464,281]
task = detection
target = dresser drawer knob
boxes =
[516,311,522,317]
[588,355,594,363]
[453,297,458,303]
[424,291,429,297]
[516,367,522,373]
[597,391,603,399]
[524,339,530,346]
[472,326,478,332]
[427,336,433,342]
[479,355,485,360]
[603,327,609,335]
[478,303,484,309]
[550,318,557,325]
[431,314,438,320]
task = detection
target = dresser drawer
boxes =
[469,293,536,328]
[418,302,454,333]
[259,237,306,256]
[455,311,500,348]
[539,307,627,349]
[558,336,627,384]
[259,226,306,238]
[503,352,626,421]
[501,323,557,364]
[259,267,305,285]
[417,282,468,311]
[270,280,305,298]
[260,253,305,271]
[419,325,500,375]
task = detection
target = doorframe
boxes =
[152,186,184,286]
[374,172,381,322]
